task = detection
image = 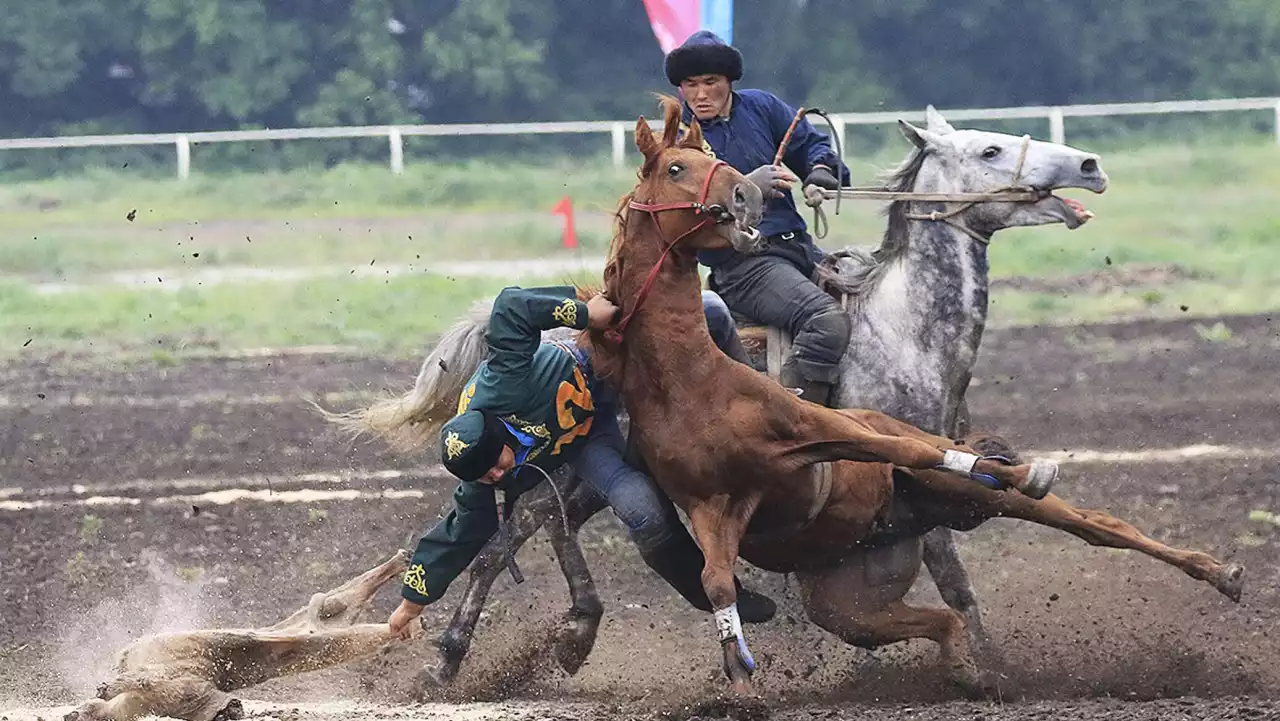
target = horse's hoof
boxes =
[429,654,462,686]
[1215,563,1245,602]
[1022,459,1058,499]
[948,660,996,700]
[552,611,601,676]
[212,699,244,721]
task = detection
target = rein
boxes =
[606,159,732,344]
[777,106,1042,245]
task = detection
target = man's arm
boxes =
[485,285,590,378]
[766,94,851,187]
[400,482,501,607]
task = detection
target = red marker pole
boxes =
[551,196,578,249]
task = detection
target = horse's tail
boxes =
[318,297,495,454]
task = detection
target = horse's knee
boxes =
[700,565,738,609]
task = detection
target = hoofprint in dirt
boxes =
[1,312,1278,718]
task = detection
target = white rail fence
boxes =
[0,96,1276,180]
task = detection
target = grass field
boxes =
[2,135,1278,358]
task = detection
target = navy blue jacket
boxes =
[680,89,851,269]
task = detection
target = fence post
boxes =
[388,127,404,174]
[175,135,191,180]
[611,122,626,167]
[1274,99,1280,146]
[829,114,847,160]
[1049,107,1066,145]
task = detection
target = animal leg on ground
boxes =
[999,492,1246,602]
[68,552,410,721]
[687,495,761,695]
[428,474,606,688]
[797,545,991,698]
[920,526,1001,668]
[68,679,238,721]
[542,485,606,675]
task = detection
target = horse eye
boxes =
[981,146,1001,160]
[668,163,684,177]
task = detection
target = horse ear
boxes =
[898,119,941,150]
[636,116,659,161]
[924,105,956,135]
[660,107,682,149]
[679,119,705,151]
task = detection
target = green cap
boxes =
[439,410,509,482]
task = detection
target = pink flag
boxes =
[641,0,700,54]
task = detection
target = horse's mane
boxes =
[815,145,927,299]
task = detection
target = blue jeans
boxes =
[575,290,744,550]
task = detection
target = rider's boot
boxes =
[779,356,835,408]
[635,532,777,624]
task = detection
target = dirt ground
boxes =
[2,311,1279,720]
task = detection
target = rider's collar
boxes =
[500,420,535,464]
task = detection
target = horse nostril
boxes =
[733,184,747,206]
[1081,158,1099,175]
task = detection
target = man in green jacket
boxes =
[388,285,776,639]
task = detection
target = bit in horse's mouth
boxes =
[1048,193,1095,229]
[734,217,761,242]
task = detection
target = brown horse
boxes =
[579,95,1245,696]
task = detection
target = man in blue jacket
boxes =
[665,30,853,407]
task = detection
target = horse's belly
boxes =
[739,463,896,573]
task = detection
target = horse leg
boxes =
[687,495,762,695]
[66,680,239,721]
[542,482,608,675]
[897,464,1246,603]
[825,408,1058,499]
[797,538,991,697]
[999,493,1245,602]
[428,476,605,688]
[920,527,1002,669]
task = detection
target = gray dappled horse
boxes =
[326,106,1109,693]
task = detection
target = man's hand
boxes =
[803,164,841,191]
[745,164,797,199]
[587,294,619,330]
[389,599,425,641]
[802,184,827,208]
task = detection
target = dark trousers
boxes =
[710,238,851,384]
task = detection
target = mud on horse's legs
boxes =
[427,476,606,690]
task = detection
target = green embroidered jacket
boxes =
[401,285,597,606]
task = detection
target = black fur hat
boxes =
[664,30,743,86]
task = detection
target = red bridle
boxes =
[604,159,731,345]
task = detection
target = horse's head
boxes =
[898,105,1108,234]
[631,94,764,254]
